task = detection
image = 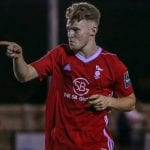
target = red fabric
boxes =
[31,44,133,150]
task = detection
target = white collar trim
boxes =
[75,47,102,63]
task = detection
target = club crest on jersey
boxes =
[94,65,103,79]
[124,71,132,88]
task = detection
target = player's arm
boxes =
[108,93,136,111]
[0,41,39,82]
[88,93,136,112]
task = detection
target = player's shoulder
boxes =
[55,43,70,51]
[101,48,117,57]
[100,48,126,67]
[101,48,121,61]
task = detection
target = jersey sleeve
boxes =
[31,48,58,81]
[113,56,134,97]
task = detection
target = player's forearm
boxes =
[13,57,30,82]
[109,93,136,111]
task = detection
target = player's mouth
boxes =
[69,40,75,45]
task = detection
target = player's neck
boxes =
[79,42,98,58]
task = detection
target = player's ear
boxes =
[89,22,98,36]
[88,21,98,36]
[91,26,97,36]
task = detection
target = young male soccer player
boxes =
[0,2,136,150]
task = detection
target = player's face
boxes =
[66,19,94,51]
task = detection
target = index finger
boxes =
[0,41,11,46]
[88,94,100,100]
[87,98,100,105]
[87,94,100,104]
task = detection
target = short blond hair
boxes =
[66,2,100,26]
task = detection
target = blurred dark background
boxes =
[0,0,150,103]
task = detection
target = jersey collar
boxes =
[75,47,102,63]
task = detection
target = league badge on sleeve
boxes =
[124,71,132,88]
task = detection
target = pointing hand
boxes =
[0,41,22,59]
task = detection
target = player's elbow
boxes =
[128,103,136,111]
[15,76,28,83]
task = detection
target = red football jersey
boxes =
[31,44,133,150]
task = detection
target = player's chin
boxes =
[69,45,80,52]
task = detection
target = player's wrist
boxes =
[107,97,114,108]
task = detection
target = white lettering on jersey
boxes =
[64,92,88,102]
[73,78,89,96]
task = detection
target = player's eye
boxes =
[73,28,79,32]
